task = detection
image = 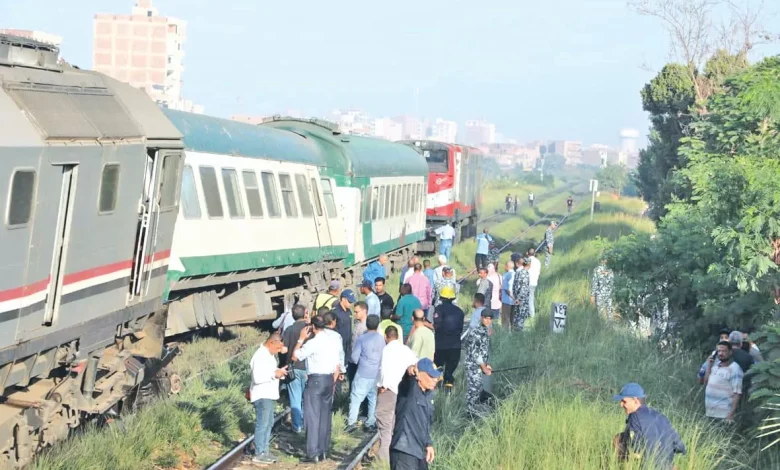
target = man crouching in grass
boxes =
[613,383,686,469]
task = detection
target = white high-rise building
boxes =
[430,118,457,143]
[464,120,496,146]
[372,118,403,141]
[619,128,640,154]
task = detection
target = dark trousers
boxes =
[434,348,461,385]
[475,254,488,270]
[390,450,428,470]
[303,373,334,458]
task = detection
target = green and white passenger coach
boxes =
[164,113,428,334]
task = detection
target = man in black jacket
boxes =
[280,304,309,433]
[390,358,440,470]
[432,285,464,392]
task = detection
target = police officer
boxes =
[463,309,493,415]
[543,221,557,268]
[590,257,615,320]
[511,257,531,331]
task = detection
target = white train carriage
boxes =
[162,111,348,334]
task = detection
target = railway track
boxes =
[201,188,585,470]
[206,405,378,470]
[458,183,585,283]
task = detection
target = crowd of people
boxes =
[247,218,564,468]
[248,211,705,469]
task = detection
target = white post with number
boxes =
[589,179,598,221]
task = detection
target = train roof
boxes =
[262,117,428,178]
[163,110,325,166]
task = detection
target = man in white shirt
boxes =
[271,308,295,333]
[249,333,289,464]
[527,248,542,318]
[375,326,418,463]
[433,255,448,284]
[434,223,456,261]
[293,315,345,463]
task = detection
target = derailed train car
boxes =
[0,35,183,466]
[163,115,429,332]
[0,35,432,466]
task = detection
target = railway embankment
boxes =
[426,197,746,469]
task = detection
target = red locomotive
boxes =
[400,140,482,251]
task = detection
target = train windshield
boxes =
[423,149,449,173]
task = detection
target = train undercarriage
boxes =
[0,312,179,469]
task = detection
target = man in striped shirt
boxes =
[704,341,743,422]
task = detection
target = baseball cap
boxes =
[328,280,341,290]
[341,289,356,303]
[480,308,494,318]
[416,358,442,379]
[360,280,373,289]
[613,383,646,401]
[442,266,453,273]
[510,252,522,262]
[728,331,744,344]
[522,257,531,265]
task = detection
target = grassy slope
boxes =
[427,198,747,470]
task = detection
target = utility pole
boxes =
[589,179,599,221]
[539,145,547,183]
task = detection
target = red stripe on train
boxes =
[0,249,171,302]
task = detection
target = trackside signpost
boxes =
[550,302,567,333]
[589,179,598,221]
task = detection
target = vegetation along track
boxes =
[200,183,586,470]
[27,181,585,470]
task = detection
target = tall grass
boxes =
[428,198,747,470]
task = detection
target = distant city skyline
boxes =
[3,0,779,148]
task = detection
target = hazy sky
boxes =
[2,0,778,147]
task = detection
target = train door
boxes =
[129,149,181,301]
[14,161,78,337]
[305,169,333,253]
[42,164,77,326]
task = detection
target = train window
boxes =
[371,186,379,221]
[261,172,281,217]
[405,184,411,213]
[221,169,245,219]
[424,148,449,173]
[7,170,35,226]
[379,186,387,219]
[359,187,366,223]
[394,185,401,216]
[294,174,313,217]
[180,165,201,219]
[242,171,264,218]
[320,178,337,218]
[198,166,224,218]
[311,178,324,217]
[389,186,396,217]
[278,174,299,218]
[159,154,181,209]
[98,164,120,213]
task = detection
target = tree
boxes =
[681,56,780,301]
[629,0,772,108]
[596,164,629,195]
[629,0,772,220]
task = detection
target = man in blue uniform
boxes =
[613,383,686,469]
